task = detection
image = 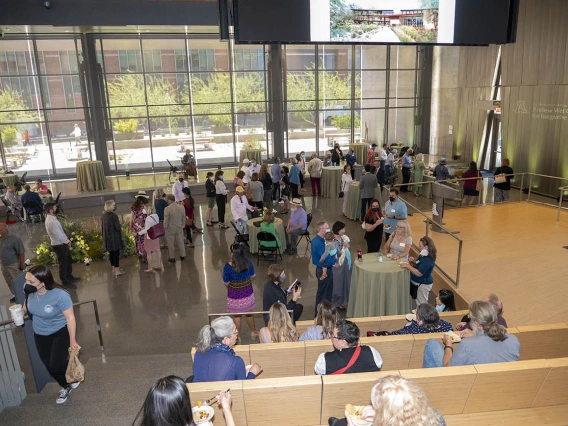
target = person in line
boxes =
[154,188,167,223]
[456,293,507,330]
[341,164,353,217]
[289,157,301,199]
[248,172,264,209]
[311,221,335,317]
[271,157,283,203]
[19,265,80,404]
[172,171,189,203]
[193,316,262,382]
[259,163,274,212]
[279,166,290,214]
[259,302,298,344]
[315,319,382,375]
[372,159,382,188]
[71,123,81,145]
[33,179,51,195]
[433,157,452,183]
[328,375,446,426]
[215,170,229,229]
[134,376,236,426]
[233,170,245,191]
[297,151,307,192]
[436,288,456,312]
[367,143,377,165]
[204,171,218,226]
[331,221,352,310]
[412,153,426,196]
[223,243,258,339]
[181,149,198,182]
[494,158,514,202]
[384,220,412,261]
[260,211,281,251]
[331,143,343,166]
[240,158,252,186]
[299,300,338,341]
[400,148,413,192]
[359,164,378,223]
[345,149,357,179]
[377,144,387,188]
[423,300,520,368]
[5,185,23,220]
[140,208,163,272]
[44,203,79,289]
[382,189,407,242]
[230,186,257,235]
[181,187,195,249]
[385,148,398,178]
[308,153,323,196]
[285,198,307,255]
[21,184,44,216]
[363,198,384,253]
[0,223,26,302]
[101,200,125,278]
[164,194,186,263]
[262,264,302,325]
[391,303,453,335]
[400,235,435,305]
[249,157,260,175]
[130,191,149,263]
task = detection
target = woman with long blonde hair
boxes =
[299,300,338,341]
[259,302,297,343]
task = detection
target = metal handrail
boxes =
[558,186,568,221]
[1,299,104,352]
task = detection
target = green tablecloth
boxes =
[321,166,344,198]
[0,174,18,186]
[347,253,412,318]
[246,217,286,254]
[239,149,264,166]
[76,160,107,192]
[346,183,388,221]
[348,143,368,165]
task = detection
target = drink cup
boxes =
[9,304,24,326]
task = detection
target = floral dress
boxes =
[223,259,256,312]
[131,206,147,257]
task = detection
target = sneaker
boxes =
[279,200,284,204]
[56,386,72,404]
[69,381,81,389]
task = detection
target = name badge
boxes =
[416,260,420,265]
[399,242,405,247]
[391,209,396,213]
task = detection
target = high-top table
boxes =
[347,253,412,318]
[246,217,286,254]
[320,166,344,198]
[345,183,388,221]
[76,160,107,192]
[239,149,264,166]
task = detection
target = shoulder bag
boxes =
[494,168,507,184]
[330,346,361,375]
[339,180,345,198]
[147,215,165,240]
[475,171,482,191]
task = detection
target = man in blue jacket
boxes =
[311,221,336,317]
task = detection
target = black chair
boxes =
[230,220,250,249]
[257,231,282,265]
[296,213,313,254]
[20,172,27,185]
[22,200,44,223]
[54,192,63,213]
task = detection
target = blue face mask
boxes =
[220,176,224,180]
[279,273,286,282]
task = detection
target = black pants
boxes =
[185,227,193,243]
[272,182,280,201]
[34,327,70,388]
[52,244,73,285]
[291,183,299,199]
[366,232,383,253]
[299,172,305,189]
[109,250,120,268]
[315,267,333,317]
[401,167,411,191]
[216,194,226,223]
[360,198,372,221]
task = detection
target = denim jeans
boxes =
[422,338,445,368]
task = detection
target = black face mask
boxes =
[24,284,38,295]
[372,207,379,212]
[389,197,396,202]
[179,178,184,182]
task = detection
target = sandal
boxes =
[206,222,214,227]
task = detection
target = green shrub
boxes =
[1,127,18,147]
[114,119,138,133]
[331,114,361,129]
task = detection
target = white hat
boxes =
[135,190,149,199]
[243,158,250,164]
[290,198,302,206]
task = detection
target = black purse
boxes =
[338,181,345,198]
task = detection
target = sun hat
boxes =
[135,190,149,199]
[290,198,302,206]
[243,159,250,164]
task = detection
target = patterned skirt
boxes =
[227,277,256,312]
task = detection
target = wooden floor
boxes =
[406,202,568,327]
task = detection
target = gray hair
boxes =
[486,294,503,316]
[103,200,116,213]
[469,301,508,342]
[291,158,298,164]
[195,316,234,353]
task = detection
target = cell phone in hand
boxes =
[287,279,301,293]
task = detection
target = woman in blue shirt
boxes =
[21,265,79,404]
[289,158,301,199]
[400,236,437,306]
[193,316,262,382]
[390,303,453,335]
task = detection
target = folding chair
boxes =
[257,231,282,265]
[296,213,313,254]
[230,220,250,249]
[22,200,44,223]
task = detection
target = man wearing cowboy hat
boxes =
[230,186,257,234]
[285,198,307,255]
[172,171,189,203]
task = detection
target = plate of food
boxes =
[386,253,393,258]
[345,404,373,426]
[445,331,462,343]
[383,224,391,230]
[192,405,214,425]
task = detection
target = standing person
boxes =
[494,158,514,203]
[223,243,258,339]
[400,148,413,192]
[311,221,335,317]
[262,264,303,326]
[385,148,398,178]
[0,223,26,302]
[359,164,378,223]
[248,173,264,210]
[154,188,167,223]
[412,153,426,196]
[462,160,482,206]
[289,158,301,199]
[366,143,377,165]
[345,149,357,179]
[378,143,388,187]
[70,123,81,145]
[240,159,252,186]
[433,157,452,183]
[331,221,352,310]
[259,164,274,212]
[182,187,195,249]
[271,157,282,203]
[297,152,307,192]
[341,164,353,217]
[130,192,149,263]
[164,194,186,263]
[307,153,323,197]
[44,203,79,289]
[249,157,260,175]
[215,170,229,229]
[232,171,245,191]
[141,211,163,272]
[363,198,384,253]
[19,265,80,404]
[279,166,290,214]
[172,172,189,203]
[205,171,218,226]
[401,236,436,306]
[331,143,343,166]
[230,186,257,234]
[101,200,124,278]
[285,198,307,255]
[382,189,407,242]
[181,149,198,182]
[23,129,30,146]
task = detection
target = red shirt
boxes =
[463,170,481,190]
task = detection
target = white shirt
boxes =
[140,214,160,239]
[45,215,69,246]
[73,127,81,137]
[378,149,387,161]
[241,166,252,184]
[215,180,227,195]
[172,179,189,202]
[249,163,260,175]
[230,194,254,222]
[314,346,383,375]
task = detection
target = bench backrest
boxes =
[249,341,305,378]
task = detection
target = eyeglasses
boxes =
[232,330,239,335]
[396,225,404,229]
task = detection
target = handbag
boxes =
[339,181,345,198]
[495,173,507,184]
[185,217,194,227]
[147,216,165,240]
[475,172,482,191]
[281,184,291,197]
[330,346,361,375]
[65,346,85,383]
[246,188,253,201]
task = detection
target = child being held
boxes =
[319,231,340,280]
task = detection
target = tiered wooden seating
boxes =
[249,341,305,378]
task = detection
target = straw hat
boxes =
[235,186,245,193]
[290,198,302,206]
[135,190,149,199]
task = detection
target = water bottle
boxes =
[357,248,363,262]
[378,252,383,263]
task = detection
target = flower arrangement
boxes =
[33,216,137,266]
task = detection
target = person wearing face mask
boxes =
[230,186,257,234]
[285,198,307,255]
[262,264,303,326]
[240,159,253,185]
[249,157,260,175]
[205,172,218,227]
[130,192,149,263]
[101,200,125,277]
[215,170,229,229]
[19,265,80,404]
[400,236,437,306]
[382,188,407,242]
[363,198,384,253]
[172,172,189,203]
[296,152,307,192]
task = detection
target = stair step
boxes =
[84,355,193,373]
[85,352,192,366]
